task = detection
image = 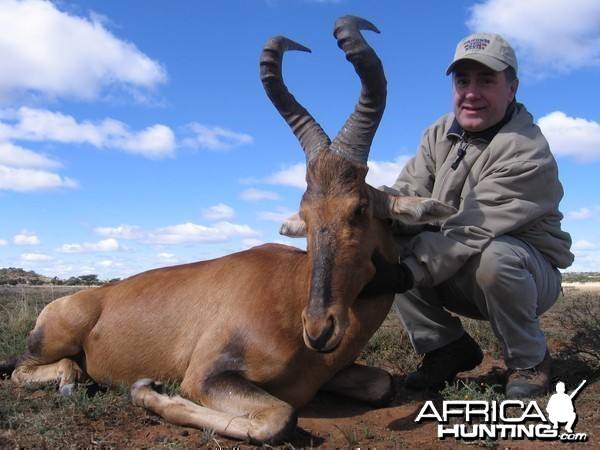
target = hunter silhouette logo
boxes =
[546,380,586,434]
[415,379,589,442]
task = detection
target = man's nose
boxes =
[465,85,481,98]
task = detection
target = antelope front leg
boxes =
[320,363,395,407]
[131,375,297,445]
[12,357,87,396]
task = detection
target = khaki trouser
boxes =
[393,235,562,370]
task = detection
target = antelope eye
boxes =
[352,201,369,221]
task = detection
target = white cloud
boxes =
[247,157,408,192]
[97,260,125,271]
[568,239,600,272]
[241,238,265,249]
[467,0,600,76]
[57,238,121,253]
[155,253,182,264]
[0,107,176,192]
[92,219,261,246]
[14,230,41,246]
[566,206,600,221]
[239,188,281,202]
[0,165,79,192]
[20,252,53,262]
[0,239,7,246]
[366,157,410,188]
[242,155,410,196]
[94,224,145,240]
[538,112,600,162]
[572,240,599,251]
[0,0,166,103]
[2,107,176,159]
[0,142,62,169]
[256,208,298,223]
[184,123,254,151]
[260,163,307,189]
[201,203,235,220]
[146,221,260,244]
[113,124,176,159]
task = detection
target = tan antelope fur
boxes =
[4,16,456,444]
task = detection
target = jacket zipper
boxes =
[435,134,469,205]
[451,146,467,170]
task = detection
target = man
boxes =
[546,381,581,433]
[365,33,574,397]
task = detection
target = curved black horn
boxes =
[330,16,387,165]
[260,36,331,161]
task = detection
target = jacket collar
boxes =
[447,100,517,143]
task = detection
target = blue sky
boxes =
[1,0,599,279]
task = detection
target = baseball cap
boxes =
[446,33,518,75]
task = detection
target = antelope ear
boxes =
[387,196,457,224]
[280,213,307,237]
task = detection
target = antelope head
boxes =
[260,16,455,352]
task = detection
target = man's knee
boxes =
[473,238,527,291]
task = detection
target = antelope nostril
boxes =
[305,316,335,351]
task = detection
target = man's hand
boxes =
[359,251,414,298]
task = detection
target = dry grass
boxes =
[1,284,599,449]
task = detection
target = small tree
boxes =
[78,274,100,286]
[65,277,80,286]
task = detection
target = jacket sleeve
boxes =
[408,158,558,286]
[391,127,438,198]
[384,126,443,236]
[391,112,568,286]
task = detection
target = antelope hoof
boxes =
[130,378,165,406]
[59,383,75,397]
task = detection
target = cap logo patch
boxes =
[463,38,490,52]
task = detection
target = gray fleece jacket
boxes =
[384,102,574,287]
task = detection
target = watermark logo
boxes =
[547,379,586,437]
[415,380,588,442]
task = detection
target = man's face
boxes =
[452,60,518,132]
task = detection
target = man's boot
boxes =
[505,350,552,398]
[404,332,483,391]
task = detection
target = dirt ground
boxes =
[1,283,598,449]
[292,282,599,449]
[96,355,598,449]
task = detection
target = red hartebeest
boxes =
[3,16,456,444]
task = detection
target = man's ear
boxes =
[509,78,519,102]
[280,213,307,237]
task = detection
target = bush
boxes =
[558,292,600,369]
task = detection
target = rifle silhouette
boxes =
[569,380,587,400]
